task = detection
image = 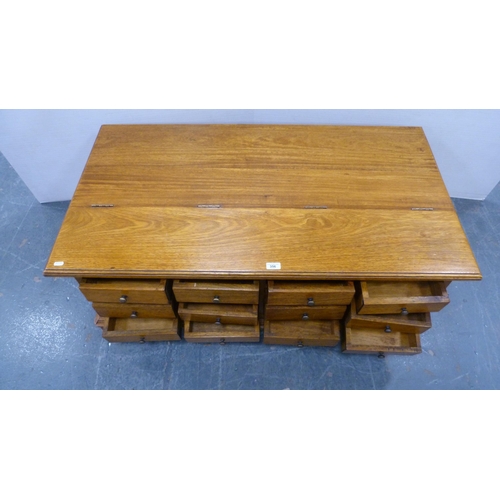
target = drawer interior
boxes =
[361,281,446,299]
[103,317,180,342]
[342,326,421,354]
[107,317,176,332]
[356,280,449,314]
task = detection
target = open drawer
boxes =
[102,317,180,343]
[345,300,431,334]
[355,281,449,315]
[178,303,258,325]
[183,320,260,343]
[342,325,421,355]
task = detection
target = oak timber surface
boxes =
[70,125,454,210]
[44,125,481,280]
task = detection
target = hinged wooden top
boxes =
[44,125,481,280]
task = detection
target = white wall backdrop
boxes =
[0,109,498,203]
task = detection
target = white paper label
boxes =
[266,262,281,270]
[54,261,64,266]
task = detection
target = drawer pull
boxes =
[297,340,304,348]
[384,325,392,333]
[119,295,128,303]
[302,313,309,320]
[213,295,221,303]
[215,317,222,325]
[378,352,385,359]
[401,307,409,315]
[139,336,146,344]
[307,298,315,306]
[131,311,138,318]
[220,338,226,345]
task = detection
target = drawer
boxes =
[183,320,260,343]
[342,325,421,355]
[92,302,176,319]
[79,278,169,305]
[173,280,259,304]
[265,305,347,321]
[178,303,258,325]
[263,320,340,347]
[344,300,431,334]
[355,281,449,315]
[102,317,180,343]
[267,280,355,306]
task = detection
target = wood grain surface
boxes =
[44,125,481,281]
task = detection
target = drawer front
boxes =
[183,320,260,343]
[341,325,421,355]
[173,280,259,304]
[80,278,169,305]
[102,318,180,343]
[178,303,258,325]
[93,302,176,319]
[344,300,431,334]
[265,305,346,321]
[267,280,355,306]
[263,320,340,347]
[355,281,450,315]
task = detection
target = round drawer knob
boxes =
[401,307,409,315]
[139,337,146,344]
[220,338,226,345]
[215,317,222,325]
[302,313,309,320]
[384,325,392,333]
[131,311,138,318]
[378,352,385,359]
[213,295,221,303]
[307,298,315,306]
[119,295,128,303]
[297,341,304,348]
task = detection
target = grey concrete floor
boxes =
[1,151,499,389]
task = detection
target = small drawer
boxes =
[178,303,258,325]
[344,300,431,334]
[355,281,449,315]
[267,280,355,306]
[263,320,340,347]
[173,280,259,304]
[79,278,169,305]
[342,325,421,355]
[92,302,176,319]
[102,317,180,343]
[265,305,347,321]
[183,320,260,343]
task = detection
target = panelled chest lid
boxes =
[44,125,481,281]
